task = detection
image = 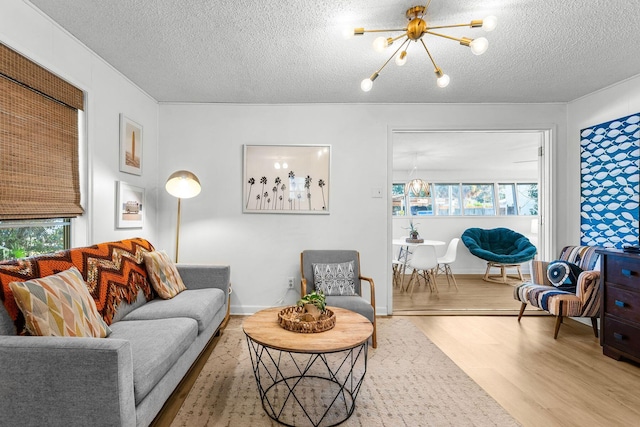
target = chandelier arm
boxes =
[427,22,478,30]
[420,39,440,71]
[425,30,467,44]
[422,0,433,16]
[373,37,410,75]
[359,28,407,34]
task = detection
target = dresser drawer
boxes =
[605,256,640,288]
[603,316,640,356]
[605,285,640,324]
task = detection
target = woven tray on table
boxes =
[278,306,336,333]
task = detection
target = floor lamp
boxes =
[165,170,201,263]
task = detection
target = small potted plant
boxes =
[297,290,326,320]
[405,220,422,242]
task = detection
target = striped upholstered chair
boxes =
[514,246,602,339]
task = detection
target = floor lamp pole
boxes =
[175,197,182,263]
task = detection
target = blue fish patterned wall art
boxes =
[580,113,640,248]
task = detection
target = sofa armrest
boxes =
[177,264,231,304]
[577,270,600,299]
[0,335,136,427]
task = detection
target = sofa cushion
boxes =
[9,267,111,338]
[122,288,224,333]
[0,238,154,334]
[143,250,186,299]
[108,317,197,404]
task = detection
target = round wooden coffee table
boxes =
[243,306,373,427]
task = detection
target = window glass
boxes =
[434,184,461,216]
[0,219,69,261]
[498,184,517,215]
[462,184,495,216]
[517,183,538,215]
[406,183,433,216]
[392,183,406,216]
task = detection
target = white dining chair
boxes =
[405,244,439,296]
[436,238,460,290]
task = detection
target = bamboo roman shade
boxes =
[0,43,84,220]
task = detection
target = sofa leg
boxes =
[553,315,563,339]
[518,302,526,321]
[591,317,599,338]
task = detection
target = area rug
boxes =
[171,316,519,427]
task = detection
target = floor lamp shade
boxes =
[165,170,201,199]
[165,170,201,263]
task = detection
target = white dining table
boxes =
[392,238,446,289]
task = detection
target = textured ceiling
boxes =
[28,0,640,104]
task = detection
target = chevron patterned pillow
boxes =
[143,250,186,299]
[312,261,356,296]
[9,267,111,337]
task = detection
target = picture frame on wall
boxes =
[119,114,143,175]
[116,181,144,228]
[243,144,331,214]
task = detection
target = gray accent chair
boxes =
[300,250,377,348]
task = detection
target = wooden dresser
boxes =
[598,249,640,363]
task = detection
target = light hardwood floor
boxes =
[393,273,529,314]
[409,315,640,427]
[155,275,640,427]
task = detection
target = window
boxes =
[498,184,517,215]
[393,181,537,217]
[462,184,495,216]
[0,43,84,259]
[517,183,538,215]
[0,219,70,261]
[433,184,461,216]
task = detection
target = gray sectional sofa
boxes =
[0,239,230,427]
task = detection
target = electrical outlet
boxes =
[287,277,295,288]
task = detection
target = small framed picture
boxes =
[116,181,144,228]
[119,114,143,175]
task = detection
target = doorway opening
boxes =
[388,128,552,315]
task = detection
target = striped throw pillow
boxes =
[143,250,186,299]
[8,267,111,337]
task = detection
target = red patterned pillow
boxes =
[0,238,154,334]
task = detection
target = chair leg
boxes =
[447,265,458,290]
[483,263,492,281]
[518,302,526,321]
[553,315,563,339]
[428,269,438,293]
[501,265,507,283]
[516,265,524,281]
[408,270,418,296]
[371,320,377,348]
[591,317,599,338]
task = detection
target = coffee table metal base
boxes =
[246,337,368,427]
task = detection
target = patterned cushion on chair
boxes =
[9,267,111,337]
[547,260,583,292]
[312,261,356,296]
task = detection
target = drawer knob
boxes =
[615,300,626,308]
[613,332,625,341]
[621,269,634,278]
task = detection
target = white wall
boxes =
[1,1,160,246]
[566,74,640,247]
[158,103,566,315]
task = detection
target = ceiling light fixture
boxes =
[350,1,496,92]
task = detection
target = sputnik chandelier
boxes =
[348,1,497,92]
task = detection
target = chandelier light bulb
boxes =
[470,37,489,55]
[482,16,497,32]
[361,78,374,92]
[436,73,450,88]
[372,36,388,52]
[342,27,355,40]
[395,51,408,66]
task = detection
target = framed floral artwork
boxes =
[243,145,331,214]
